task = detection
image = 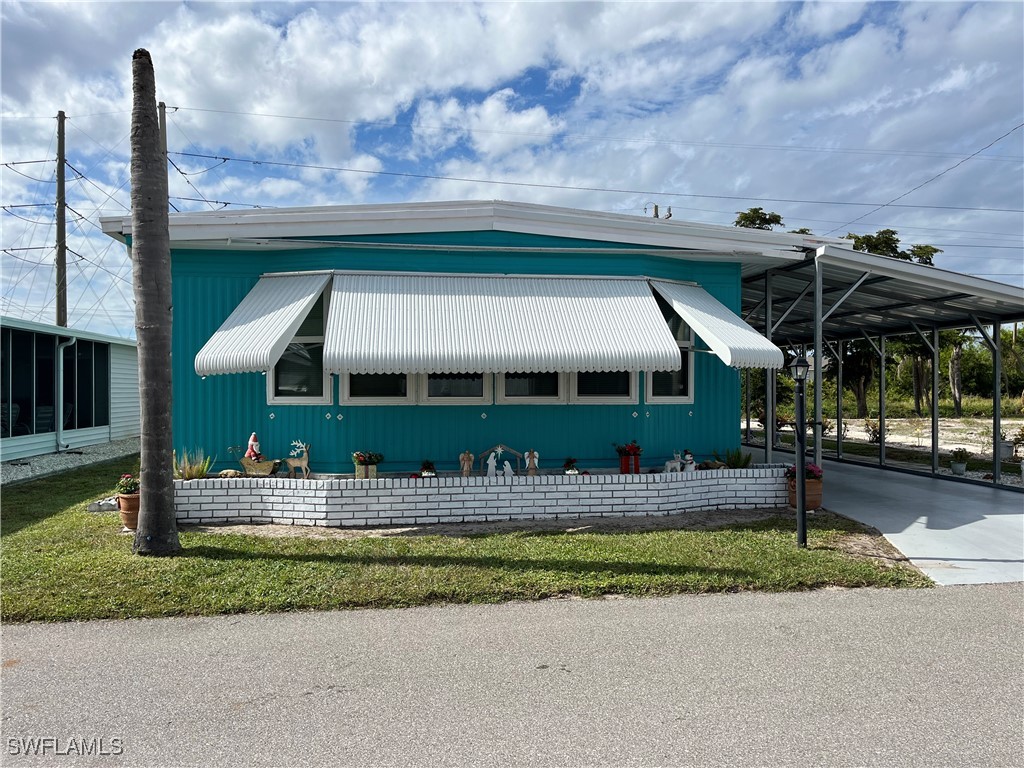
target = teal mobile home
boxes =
[101,200,798,475]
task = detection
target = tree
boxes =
[734,207,783,230]
[788,227,813,235]
[130,49,180,556]
[844,229,942,265]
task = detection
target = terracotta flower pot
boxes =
[117,493,140,530]
[787,478,823,510]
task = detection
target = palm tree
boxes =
[130,49,180,556]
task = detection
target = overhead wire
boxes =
[824,122,1024,234]
[169,150,1024,213]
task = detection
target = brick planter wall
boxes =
[174,467,789,527]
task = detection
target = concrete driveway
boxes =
[818,459,1024,585]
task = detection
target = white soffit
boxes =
[651,281,785,369]
[323,273,682,375]
[195,272,331,376]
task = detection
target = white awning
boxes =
[651,280,784,369]
[323,273,681,374]
[195,272,332,376]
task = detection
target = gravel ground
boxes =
[1,437,140,487]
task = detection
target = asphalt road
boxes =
[2,585,1022,768]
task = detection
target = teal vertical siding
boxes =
[171,233,745,473]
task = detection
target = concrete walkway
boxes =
[819,459,1024,585]
[747,446,1024,585]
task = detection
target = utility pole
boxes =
[55,110,67,327]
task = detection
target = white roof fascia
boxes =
[101,200,820,260]
[0,315,136,346]
[650,281,785,369]
[322,272,682,375]
[194,272,331,376]
[815,245,1024,307]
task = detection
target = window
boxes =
[570,371,637,404]
[0,332,111,436]
[646,297,694,404]
[422,373,491,404]
[342,373,415,405]
[496,372,565,404]
[268,292,331,405]
[34,335,56,433]
[76,341,94,428]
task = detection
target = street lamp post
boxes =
[790,356,810,548]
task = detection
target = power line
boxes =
[170,150,1024,213]
[169,105,1024,163]
[825,122,1024,235]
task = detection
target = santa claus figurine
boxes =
[245,432,263,462]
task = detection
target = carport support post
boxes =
[765,270,775,463]
[993,321,1002,484]
[931,326,940,475]
[813,257,823,467]
[836,340,844,460]
[879,335,887,467]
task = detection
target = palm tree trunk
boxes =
[130,49,180,556]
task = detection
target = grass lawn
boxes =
[1,458,931,623]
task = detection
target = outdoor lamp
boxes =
[789,356,809,382]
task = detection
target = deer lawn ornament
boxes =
[285,441,311,479]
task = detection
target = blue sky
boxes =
[2,1,1022,338]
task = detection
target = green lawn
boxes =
[1,458,931,622]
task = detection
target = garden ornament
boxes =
[486,452,497,477]
[525,449,539,476]
[682,449,696,472]
[245,432,263,462]
[459,450,474,477]
[502,460,515,477]
[664,451,683,474]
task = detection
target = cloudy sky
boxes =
[2,1,1022,338]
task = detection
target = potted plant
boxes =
[419,459,436,478]
[352,451,383,479]
[114,473,140,529]
[784,462,824,510]
[563,457,579,475]
[612,440,642,474]
[949,448,971,476]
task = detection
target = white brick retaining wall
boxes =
[174,467,789,527]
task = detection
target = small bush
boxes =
[715,448,753,469]
[863,419,886,444]
[174,448,215,480]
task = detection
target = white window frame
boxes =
[267,291,332,406]
[495,372,567,405]
[645,342,695,405]
[341,372,416,406]
[568,371,638,405]
[420,373,493,405]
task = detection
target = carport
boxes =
[741,244,1024,486]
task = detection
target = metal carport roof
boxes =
[741,244,1024,345]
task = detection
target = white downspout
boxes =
[56,336,77,452]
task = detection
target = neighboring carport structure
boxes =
[741,244,1024,485]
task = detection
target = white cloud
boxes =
[2,0,1022,336]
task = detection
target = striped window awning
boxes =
[323,273,681,374]
[194,271,783,376]
[194,272,332,376]
[651,280,785,369]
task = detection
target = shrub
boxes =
[714,448,752,469]
[863,419,885,444]
[174,448,214,480]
